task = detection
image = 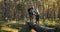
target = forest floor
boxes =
[0,19,60,32]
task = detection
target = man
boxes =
[28,5,37,22]
[28,7,34,22]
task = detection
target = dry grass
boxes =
[39,19,60,27]
[1,26,19,32]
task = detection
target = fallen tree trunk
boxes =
[20,22,58,32]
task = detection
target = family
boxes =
[28,5,40,24]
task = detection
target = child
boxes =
[35,12,40,24]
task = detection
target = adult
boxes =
[28,6,36,22]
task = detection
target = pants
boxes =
[29,14,33,22]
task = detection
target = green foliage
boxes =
[17,3,25,10]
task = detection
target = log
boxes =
[20,22,56,32]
